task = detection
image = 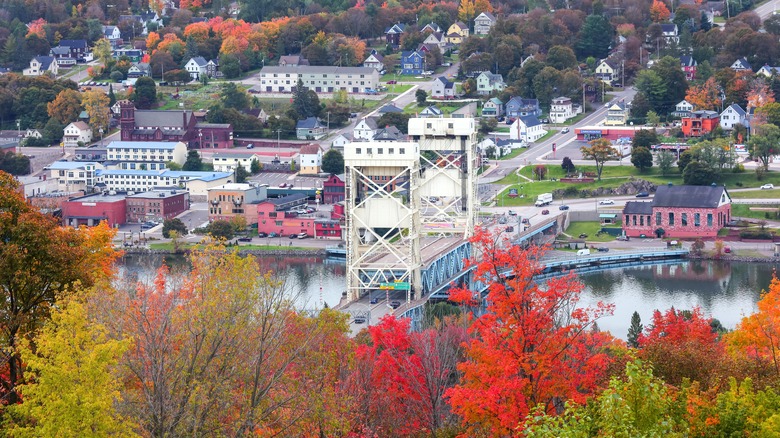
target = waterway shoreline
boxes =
[122,247,328,257]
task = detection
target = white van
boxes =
[577,249,590,256]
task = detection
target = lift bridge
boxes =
[344,117,477,302]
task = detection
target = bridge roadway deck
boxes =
[357,236,465,269]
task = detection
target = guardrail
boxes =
[731,200,780,205]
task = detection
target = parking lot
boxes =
[249,172,326,189]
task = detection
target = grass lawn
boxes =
[560,113,588,126]
[563,221,619,242]
[396,74,434,82]
[534,130,558,143]
[496,126,511,133]
[732,204,780,220]
[499,148,527,160]
[384,84,414,95]
[729,188,780,198]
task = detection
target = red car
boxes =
[541,209,550,215]
[278,183,287,188]
[387,80,397,84]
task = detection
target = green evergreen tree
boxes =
[321,149,344,174]
[182,150,203,171]
[576,15,613,59]
[627,311,643,349]
[107,84,116,107]
[235,163,248,183]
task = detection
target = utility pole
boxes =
[276,129,281,148]
[622,60,625,88]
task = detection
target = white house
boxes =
[185,56,208,80]
[211,152,259,172]
[127,62,151,78]
[45,161,104,192]
[362,51,384,72]
[510,115,547,143]
[431,76,456,99]
[63,122,93,147]
[549,97,578,124]
[660,23,679,43]
[673,100,694,118]
[353,117,378,141]
[595,59,618,83]
[419,105,443,117]
[331,133,350,150]
[106,141,188,166]
[482,98,504,118]
[102,25,121,41]
[24,129,42,139]
[476,71,505,95]
[605,102,629,126]
[23,56,58,76]
[422,32,449,51]
[474,12,497,35]
[757,65,780,78]
[298,143,323,175]
[731,57,752,72]
[720,104,748,131]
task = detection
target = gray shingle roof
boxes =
[133,110,194,129]
[623,201,653,215]
[260,65,376,75]
[652,184,728,208]
[296,117,321,129]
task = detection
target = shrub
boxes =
[739,229,774,240]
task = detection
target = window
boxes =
[681,213,688,226]
[269,212,277,218]
[694,213,700,227]
[625,215,629,224]
[389,148,394,154]
[275,220,282,226]
[655,212,662,226]
[367,148,373,154]
[632,215,636,226]
[640,216,644,226]
[378,148,383,154]
[668,212,674,226]
[356,148,361,154]
[707,213,713,226]
[400,148,405,154]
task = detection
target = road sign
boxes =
[379,282,411,290]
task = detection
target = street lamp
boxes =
[198,129,203,149]
[99,128,104,146]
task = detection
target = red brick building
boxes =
[322,173,345,204]
[622,184,731,238]
[119,101,233,149]
[62,192,128,228]
[256,198,315,237]
[681,110,719,137]
[315,219,342,239]
[126,189,189,223]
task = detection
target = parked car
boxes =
[268,232,279,237]
[724,246,732,253]
[289,233,297,239]
[761,184,775,190]
[370,296,379,304]
[390,300,401,309]
[279,183,287,188]
[541,209,550,215]
[353,316,366,324]
[498,216,507,224]
[508,210,518,216]
[597,247,610,252]
[579,233,588,238]
[599,199,615,205]
[635,192,649,197]
[522,218,530,225]
[246,143,254,149]
[506,226,514,232]
[297,232,308,239]
[258,232,268,238]
[561,127,569,133]
[559,205,570,210]
[237,237,252,242]
[387,80,397,84]
[617,235,630,241]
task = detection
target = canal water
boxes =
[118,254,777,338]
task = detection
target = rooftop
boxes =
[107,141,185,150]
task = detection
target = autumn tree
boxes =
[728,277,780,382]
[82,89,110,133]
[581,138,621,180]
[92,38,113,66]
[686,77,722,110]
[0,172,117,403]
[47,89,82,125]
[445,230,616,435]
[6,295,137,437]
[749,124,780,171]
[638,307,725,387]
[533,164,548,180]
[458,0,476,24]
[650,0,671,22]
[747,80,775,112]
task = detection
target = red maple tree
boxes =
[445,230,616,435]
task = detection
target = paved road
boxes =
[755,0,779,20]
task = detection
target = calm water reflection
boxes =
[579,260,777,339]
[118,253,347,310]
[119,255,776,339]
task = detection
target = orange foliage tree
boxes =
[638,307,725,388]
[650,0,671,22]
[183,21,211,43]
[747,80,776,112]
[0,172,117,404]
[146,32,161,51]
[686,77,722,110]
[728,277,780,383]
[26,18,46,38]
[445,230,617,435]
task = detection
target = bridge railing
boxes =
[540,247,684,264]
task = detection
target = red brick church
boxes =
[622,184,731,238]
[119,101,234,149]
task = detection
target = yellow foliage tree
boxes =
[7,295,137,438]
[82,90,111,133]
[47,89,83,125]
[458,0,476,24]
[92,38,113,66]
[685,77,722,110]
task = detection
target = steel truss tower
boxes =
[344,118,477,302]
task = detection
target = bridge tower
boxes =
[344,118,477,302]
